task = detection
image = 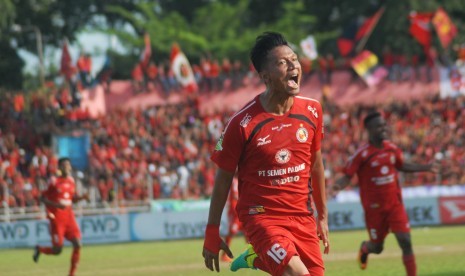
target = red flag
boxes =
[408,12,434,49]
[170,43,198,93]
[355,7,385,41]
[139,33,151,70]
[60,39,74,80]
[432,7,457,49]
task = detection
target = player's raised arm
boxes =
[399,159,441,174]
[202,168,234,272]
[311,149,330,254]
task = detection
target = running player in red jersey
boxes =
[33,157,89,276]
[221,177,242,262]
[202,32,329,276]
[333,112,440,276]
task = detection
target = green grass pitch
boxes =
[1,225,464,275]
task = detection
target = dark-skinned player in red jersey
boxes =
[202,32,329,276]
[33,157,89,276]
[333,112,440,276]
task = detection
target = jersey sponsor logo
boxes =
[240,113,252,127]
[307,106,318,118]
[275,149,291,164]
[271,123,292,131]
[257,135,271,146]
[296,127,308,142]
[214,134,224,151]
[271,175,300,185]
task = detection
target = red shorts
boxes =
[364,203,410,243]
[49,217,81,247]
[242,215,324,276]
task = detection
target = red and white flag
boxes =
[60,38,74,80]
[170,43,198,93]
[139,33,151,70]
[408,11,434,50]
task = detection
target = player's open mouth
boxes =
[287,74,299,88]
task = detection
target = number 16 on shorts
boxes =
[267,243,287,264]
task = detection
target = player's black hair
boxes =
[250,32,289,73]
[363,111,382,128]
[58,157,70,166]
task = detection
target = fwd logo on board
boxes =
[0,223,29,240]
[81,216,119,234]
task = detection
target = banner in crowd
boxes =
[60,38,74,80]
[139,33,151,70]
[351,50,388,86]
[432,7,457,49]
[438,65,465,98]
[170,43,198,93]
[300,35,318,60]
[52,131,91,170]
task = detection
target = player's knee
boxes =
[398,238,413,254]
[52,246,63,255]
[372,243,384,254]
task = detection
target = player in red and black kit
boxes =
[33,157,89,276]
[333,112,440,276]
[202,32,329,276]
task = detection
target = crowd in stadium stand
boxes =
[1,83,464,214]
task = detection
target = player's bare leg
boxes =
[394,232,416,276]
[69,238,82,276]
[34,244,63,263]
[282,256,309,276]
[358,240,383,270]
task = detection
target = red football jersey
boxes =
[42,176,76,218]
[211,94,324,220]
[343,141,404,209]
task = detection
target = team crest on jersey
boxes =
[240,113,252,127]
[307,106,318,118]
[296,127,308,142]
[215,134,224,151]
[275,149,291,164]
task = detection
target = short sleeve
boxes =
[210,119,245,173]
[311,101,324,153]
[343,152,362,177]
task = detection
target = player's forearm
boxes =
[207,168,234,225]
[311,152,327,219]
[41,197,64,208]
[333,175,352,191]
[400,162,432,173]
